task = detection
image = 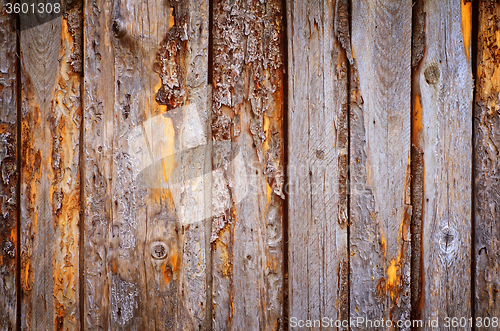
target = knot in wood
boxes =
[439,226,458,266]
[151,241,168,260]
[424,63,440,85]
[112,18,127,39]
[316,150,325,159]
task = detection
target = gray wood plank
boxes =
[82,0,114,327]
[20,2,82,329]
[83,0,209,329]
[286,0,349,327]
[474,0,500,323]
[0,5,18,330]
[349,0,412,328]
[417,0,473,328]
[211,0,285,329]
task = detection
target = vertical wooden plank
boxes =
[474,0,500,322]
[145,0,210,329]
[82,0,113,327]
[349,0,412,327]
[211,0,285,329]
[0,5,18,330]
[286,0,349,326]
[20,1,82,329]
[415,0,473,327]
[83,0,209,329]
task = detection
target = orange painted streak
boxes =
[10,228,16,246]
[413,95,423,145]
[387,259,399,300]
[0,123,7,134]
[171,251,179,273]
[380,236,387,257]
[266,182,273,208]
[387,259,398,287]
[168,7,175,30]
[22,261,31,290]
[461,0,472,60]
[213,221,233,277]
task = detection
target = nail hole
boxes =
[151,241,168,260]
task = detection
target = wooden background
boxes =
[0,0,499,330]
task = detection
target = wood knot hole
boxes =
[112,18,127,39]
[438,226,458,266]
[424,64,440,85]
[316,150,325,159]
[151,241,168,260]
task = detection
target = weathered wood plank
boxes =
[211,0,285,329]
[415,0,473,327]
[286,0,349,327]
[349,0,412,328]
[20,2,82,329]
[145,0,210,329]
[82,0,114,327]
[474,0,500,322]
[0,5,18,330]
[83,0,209,329]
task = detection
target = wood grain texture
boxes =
[20,2,82,329]
[82,0,114,327]
[415,0,473,327]
[83,0,209,329]
[349,0,412,328]
[211,0,284,329]
[474,0,500,321]
[0,5,18,331]
[286,0,349,326]
[410,0,426,323]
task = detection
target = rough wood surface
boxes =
[3,1,500,329]
[410,0,426,323]
[20,2,82,329]
[416,0,473,327]
[0,5,18,331]
[349,0,412,328]
[211,0,285,329]
[286,0,349,326]
[474,0,500,321]
[83,0,209,329]
[82,0,114,327]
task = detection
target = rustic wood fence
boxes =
[0,0,499,330]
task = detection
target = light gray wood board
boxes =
[83,0,209,329]
[350,0,412,328]
[474,0,500,322]
[417,0,473,328]
[211,0,285,329]
[0,6,18,331]
[286,0,349,327]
